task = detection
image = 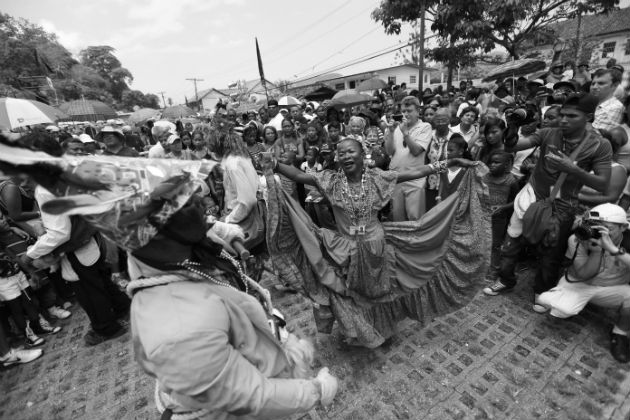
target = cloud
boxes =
[38,19,83,52]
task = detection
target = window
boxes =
[625,39,630,55]
[349,80,356,89]
[388,76,397,84]
[410,75,417,84]
[335,83,345,90]
[602,41,616,58]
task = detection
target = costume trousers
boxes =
[67,252,130,336]
[499,211,575,294]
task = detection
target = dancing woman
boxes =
[263,137,491,348]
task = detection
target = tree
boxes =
[373,0,619,85]
[430,0,618,59]
[79,46,133,100]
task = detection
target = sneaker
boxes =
[533,294,550,314]
[0,348,43,367]
[48,306,71,320]
[84,327,126,347]
[611,332,630,363]
[483,280,514,296]
[24,321,44,347]
[35,316,61,335]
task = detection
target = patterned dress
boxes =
[266,166,492,348]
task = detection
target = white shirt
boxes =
[266,113,285,132]
[389,120,432,173]
[148,142,165,159]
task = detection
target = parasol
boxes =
[329,93,373,109]
[127,108,161,125]
[482,59,546,82]
[161,105,195,119]
[277,96,300,107]
[58,99,117,122]
[0,98,68,129]
[356,77,388,92]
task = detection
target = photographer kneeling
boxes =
[537,203,630,363]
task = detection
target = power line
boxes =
[200,0,354,84]
[185,78,204,102]
[292,27,380,79]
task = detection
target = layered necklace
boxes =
[340,169,374,233]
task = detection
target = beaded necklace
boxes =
[340,169,373,231]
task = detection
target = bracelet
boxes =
[430,160,448,174]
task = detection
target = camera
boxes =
[574,219,603,241]
[392,114,404,122]
[504,106,537,126]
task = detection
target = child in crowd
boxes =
[364,126,388,169]
[0,255,59,348]
[471,119,506,164]
[437,134,472,202]
[482,151,519,282]
[327,121,342,149]
[301,147,323,203]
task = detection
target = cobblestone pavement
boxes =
[1,268,630,420]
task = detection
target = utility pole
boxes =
[158,91,166,108]
[418,0,426,94]
[186,77,204,103]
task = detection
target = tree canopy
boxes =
[0,12,158,111]
[372,0,619,87]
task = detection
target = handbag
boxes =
[521,137,586,246]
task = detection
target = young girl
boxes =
[300,147,323,201]
[365,126,388,169]
[482,151,519,282]
[243,125,265,171]
[472,119,506,164]
[437,134,473,202]
[190,131,211,160]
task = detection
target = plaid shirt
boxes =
[593,97,625,132]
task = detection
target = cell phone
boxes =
[392,114,404,122]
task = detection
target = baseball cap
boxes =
[588,203,629,226]
[562,92,598,114]
[267,99,278,107]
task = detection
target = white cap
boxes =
[166,134,180,145]
[588,203,629,226]
[78,134,96,144]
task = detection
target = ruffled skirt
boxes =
[265,167,492,348]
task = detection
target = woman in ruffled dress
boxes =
[262,137,491,348]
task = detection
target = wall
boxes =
[590,33,630,67]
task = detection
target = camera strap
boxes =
[549,132,587,201]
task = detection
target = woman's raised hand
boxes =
[448,158,478,168]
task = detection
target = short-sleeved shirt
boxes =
[483,173,520,208]
[593,97,625,132]
[565,235,630,287]
[527,128,612,205]
[389,121,432,173]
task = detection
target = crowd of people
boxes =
[0,57,629,418]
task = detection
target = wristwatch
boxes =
[611,248,626,256]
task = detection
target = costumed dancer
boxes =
[0,136,338,420]
[262,137,492,348]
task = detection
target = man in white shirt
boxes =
[384,96,433,221]
[20,132,130,346]
[591,68,625,132]
[266,99,284,132]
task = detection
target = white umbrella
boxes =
[277,96,300,107]
[0,98,68,129]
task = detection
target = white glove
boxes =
[207,221,245,254]
[314,367,338,406]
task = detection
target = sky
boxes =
[3,0,415,104]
